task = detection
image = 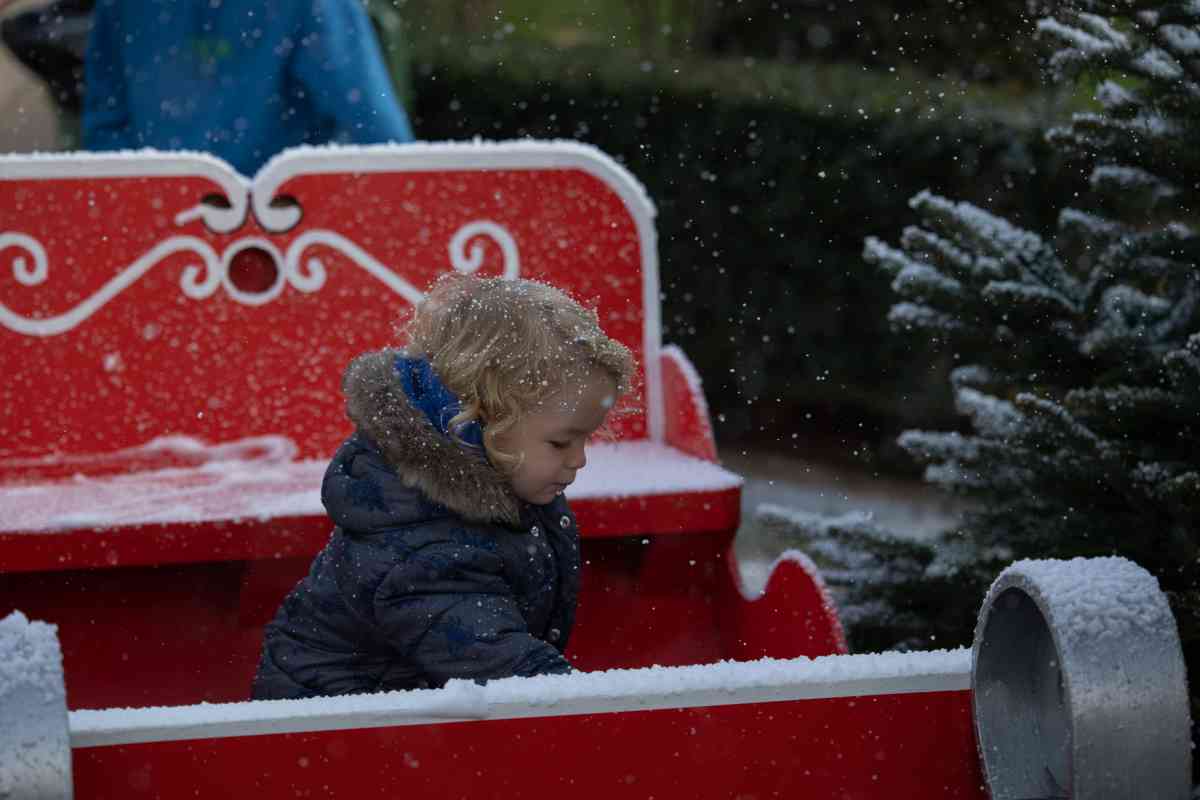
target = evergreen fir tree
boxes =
[772,0,1200,732]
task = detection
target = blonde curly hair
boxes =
[402,274,636,474]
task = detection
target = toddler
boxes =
[253,274,634,698]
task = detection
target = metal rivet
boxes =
[560,515,571,528]
[548,628,561,642]
[530,525,540,536]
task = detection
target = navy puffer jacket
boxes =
[252,350,579,699]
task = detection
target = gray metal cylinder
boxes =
[972,557,1190,800]
[0,611,73,800]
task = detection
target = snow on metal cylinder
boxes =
[0,611,73,800]
[972,557,1190,800]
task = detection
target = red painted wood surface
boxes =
[71,691,985,799]
[661,345,718,462]
[0,483,741,573]
[721,552,849,661]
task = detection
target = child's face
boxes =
[492,368,617,506]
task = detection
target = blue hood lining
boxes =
[394,355,485,449]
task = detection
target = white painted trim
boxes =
[285,229,423,305]
[0,149,249,233]
[69,650,971,748]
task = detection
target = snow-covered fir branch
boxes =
[1090,164,1179,207]
[954,388,1024,438]
[981,279,1081,317]
[1081,284,1175,355]
[1037,15,1130,57]
[909,191,1081,304]
[1095,79,1141,112]
[1151,1,1200,27]
[1048,111,1184,166]
[1151,279,1200,344]
[898,226,978,278]
[1086,225,1198,307]
[1164,333,1200,392]
[1013,392,1104,448]
[949,365,996,390]
[890,262,964,306]
[1058,208,1128,247]
[1156,471,1200,506]
[886,301,965,335]
[1161,23,1200,55]
[922,460,1037,493]
[1137,10,1200,90]
[1130,45,1186,82]
[898,431,1039,495]
[1065,385,1180,419]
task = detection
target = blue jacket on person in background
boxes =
[252,350,579,700]
[82,0,414,176]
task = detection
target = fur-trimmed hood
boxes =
[340,348,522,527]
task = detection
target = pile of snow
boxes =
[0,611,71,797]
[999,557,1175,648]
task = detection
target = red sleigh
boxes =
[0,143,1189,798]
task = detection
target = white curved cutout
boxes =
[172,201,247,235]
[449,220,520,278]
[252,199,303,233]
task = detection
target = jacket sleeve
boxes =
[375,539,572,685]
[290,0,415,144]
[81,3,133,150]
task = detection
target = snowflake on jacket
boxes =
[252,349,580,699]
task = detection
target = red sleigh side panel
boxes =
[68,653,983,800]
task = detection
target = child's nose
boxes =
[567,442,587,470]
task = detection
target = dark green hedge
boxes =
[410,44,1086,467]
[703,0,1048,87]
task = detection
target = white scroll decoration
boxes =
[2,220,524,336]
[172,198,248,235]
[449,221,520,278]
[284,220,522,305]
[283,230,425,305]
[1,235,221,337]
[2,233,48,286]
